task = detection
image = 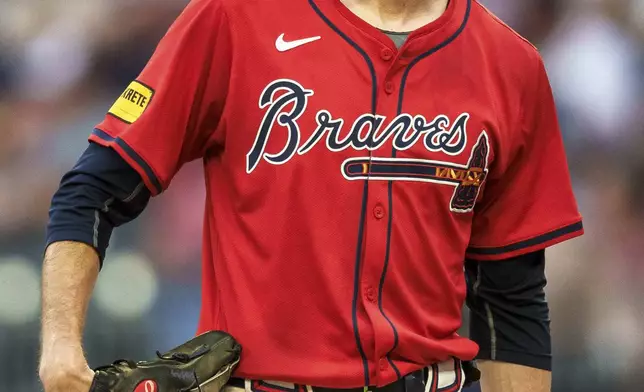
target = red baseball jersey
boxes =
[90,0,583,387]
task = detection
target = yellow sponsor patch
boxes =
[108,81,154,124]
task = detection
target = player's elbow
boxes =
[46,143,151,267]
[465,250,552,371]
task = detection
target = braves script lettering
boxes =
[246,79,470,174]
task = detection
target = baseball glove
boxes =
[89,330,242,392]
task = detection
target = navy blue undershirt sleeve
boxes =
[46,142,151,266]
[465,249,552,371]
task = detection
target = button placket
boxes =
[358,47,402,376]
[380,48,394,61]
[373,204,385,220]
[384,81,395,95]
[364,285,377,303]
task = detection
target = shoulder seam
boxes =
[472,1,544,149]
[473,0,539,53]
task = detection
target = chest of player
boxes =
[220,0,504,212]
[234,50,495,174]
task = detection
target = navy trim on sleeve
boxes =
[465,250,552,371]
[466,221,583,256]
[46,142,151,266]
[91,128,163,194]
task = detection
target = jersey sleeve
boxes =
[90,0,231,195]
[466,55,583,261]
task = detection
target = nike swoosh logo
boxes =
[275,33,321,52]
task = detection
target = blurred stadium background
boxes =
[0,0,643,390]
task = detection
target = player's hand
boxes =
[40,362,94,392]
[39,348,95,392]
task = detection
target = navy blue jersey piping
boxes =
[379,0,472,370]
[308,0,378,385]
[467,220,583,255]
[91,128,163,193]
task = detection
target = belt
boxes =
[227,360,480,392]
[227,374,416,392]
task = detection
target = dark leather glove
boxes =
[89,331,241,392]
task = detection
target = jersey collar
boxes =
[331,0,470,56]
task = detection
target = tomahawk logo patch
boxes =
[342,132,489,213]
[247,79,490,213]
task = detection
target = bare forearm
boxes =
[40,241,99,357]
[478,360,551,392]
